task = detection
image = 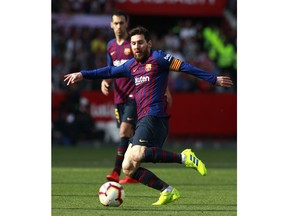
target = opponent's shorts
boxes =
[132,115,169,148]
[114,99,137,128]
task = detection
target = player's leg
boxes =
[125,116,206,205]
[122,116,180,205]
[107,100,138,183]
[118,122,138,184]
[118,99,138,184]
[122,143,181,205]
[106,104,123,182]
[135,116,207,176]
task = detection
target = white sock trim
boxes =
[162,186,173,193]
[181,153,186,164]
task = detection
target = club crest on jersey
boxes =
[124,48,131,55]
[145,64,152,72]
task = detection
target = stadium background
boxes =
[51,0,237,148]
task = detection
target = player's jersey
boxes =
[82,50,217,120]
[107,39,135,104]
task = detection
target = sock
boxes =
[112,137,129,174]
[142,147,182,163]
[132,167,169,191]
[162,185,173,193]
[181,153,186,164]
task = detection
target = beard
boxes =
[134,48,149,62]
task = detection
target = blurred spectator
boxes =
[73,97,105,144]
[52,87,105,146]
[179,20,197,40]
[164,29,181,50]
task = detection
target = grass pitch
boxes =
[52,145,237,216]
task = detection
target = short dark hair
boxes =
[111,10,128,22]
[129,26,151,42]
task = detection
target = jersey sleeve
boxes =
[81,60,132,80]
[160,50,217,85]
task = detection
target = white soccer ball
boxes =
[98,181,125,207]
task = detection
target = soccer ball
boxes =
[98,181,125,207]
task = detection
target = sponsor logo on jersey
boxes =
[124,48,131,55]
[113,59,128,66]
[164,53,172,61]
[145,64,152,72]
[135,76,150,86]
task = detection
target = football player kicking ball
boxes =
[103,11,172,184]
[64,26,233,205]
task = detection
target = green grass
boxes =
[52,145,237,216]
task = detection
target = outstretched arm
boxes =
[64,72,83,86]
[64,63,131,86]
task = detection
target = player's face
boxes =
[130,34,152,62]
[110,15,128,37]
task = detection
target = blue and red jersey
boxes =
[106,38,135,104]
[82,50,217,120]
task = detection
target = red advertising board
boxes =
[114,0,228,16]
[169,92,236,136]
[52,91,236,136]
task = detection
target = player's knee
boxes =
[122,160,133,176]
[131,148,144,162]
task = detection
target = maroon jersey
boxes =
[107,38,135,104]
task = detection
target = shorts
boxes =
[132,115,169,148]
[114,99,137,128]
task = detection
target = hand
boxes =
[64,72,83,86]
[215,76,233,87]
[165,87,172,108]
[101,79,111,96]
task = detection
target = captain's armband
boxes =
[169,58,182,71]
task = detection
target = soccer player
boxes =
[64,26,233,205]
[102,10,138,184]
[103,11,172,184]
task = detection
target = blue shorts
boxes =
[114,99,137,128]
[132,116,169,148]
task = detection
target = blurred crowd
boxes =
[52,0,237,93]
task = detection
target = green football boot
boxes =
[182,149,207,176]
[152,188,180,206]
